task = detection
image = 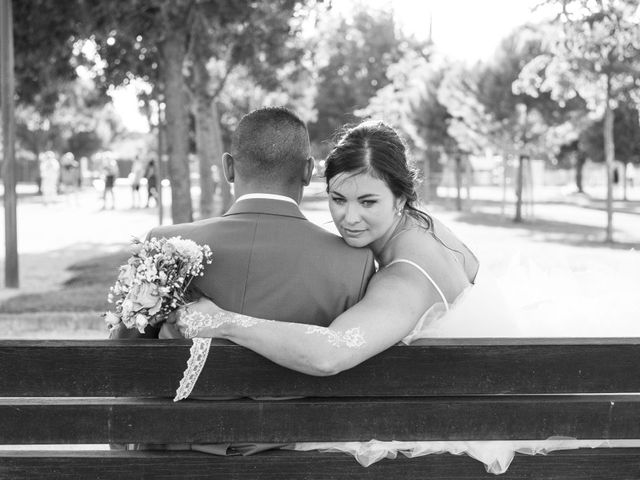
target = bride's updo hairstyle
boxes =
[324,120,434,230]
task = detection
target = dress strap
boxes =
[386,259,450,310]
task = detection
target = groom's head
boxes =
[223,107,314,202]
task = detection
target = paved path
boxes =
[1,179,639,338]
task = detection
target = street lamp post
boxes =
[1,0,19,288]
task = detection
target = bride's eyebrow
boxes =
[357,194,379,200]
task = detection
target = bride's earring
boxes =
[396,207,403,217]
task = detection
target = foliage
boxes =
[437,63,494,155]
[479,25,585,160]
[12,0,86,111]
[517,0,640,114]
[356,51,455,191]
[15,77,122,159]
[82,0,313,221]
[579,104,640,164]
[308,7,415,143]
[355,51,432,149]
[516,0,640,240]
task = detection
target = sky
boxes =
[113,0,546,132]
[336,0,546,62]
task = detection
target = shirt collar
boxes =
[236,193,298,205]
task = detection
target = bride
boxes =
[176,119,488,371]
[172,120,542,473]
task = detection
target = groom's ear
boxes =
[302,156,315,186]
[222,153,234,183]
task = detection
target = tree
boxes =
[186,1,309,217]
[309,8,410,145]
[439,25,585,221]
[578,104,640,199]
[12,0,84,110]
[483,27,588,222]
[15,77,120,166]
[88,0,311,222]
[357,50,457,203]
[517,0,640,241]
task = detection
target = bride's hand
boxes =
[175,297,225,338]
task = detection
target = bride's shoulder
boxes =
[387,224,469,289]
[389,229,453,273]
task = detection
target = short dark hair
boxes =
[231,107,310,186]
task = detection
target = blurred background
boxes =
[1,0,639,338]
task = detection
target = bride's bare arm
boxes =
[175,265,436,376]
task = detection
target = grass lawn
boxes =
[0,250,129,314]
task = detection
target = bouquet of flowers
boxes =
[104,236,213,333]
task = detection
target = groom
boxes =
[110,106,375,342]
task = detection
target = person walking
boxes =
[39,151,60,205]
[144,159,158,208]
[101,153,119,210]
[129,156,146,208]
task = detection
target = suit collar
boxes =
[224,198,307,220]
[236,193,298,205]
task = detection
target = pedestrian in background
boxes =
[129,156,146,208]
[144,159,158,208]
[101,153,119,210]
[39,151,60,205]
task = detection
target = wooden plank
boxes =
[2,396,640,444]
[2,449,640,479]
[3,339,640,397]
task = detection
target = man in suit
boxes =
[111,106,374,340]
[109,108,375,453]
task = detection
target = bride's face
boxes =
[328,171,403,250]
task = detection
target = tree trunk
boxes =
[161,30,192,224]
[622,162,628,201]
[464,154,472,205]
[157,115,165,225]
[211,101,232,212]
[192,58,216,219]
[575,151,585,193]
[454,154,462,211]
[501,154,508,217]
[194,95,217,218]
[514,154,527,223]
[603,96,614,243]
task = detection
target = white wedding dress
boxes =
[290,258,640,474]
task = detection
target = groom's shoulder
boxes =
[145,217,223,241]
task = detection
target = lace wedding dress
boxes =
[289,257,640,474]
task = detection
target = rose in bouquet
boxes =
[104,236,213,333]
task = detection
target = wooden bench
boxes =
[2,338,640,479]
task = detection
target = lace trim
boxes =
[174,337,212,402]
[305,325,366,348]
[181,310,260,339]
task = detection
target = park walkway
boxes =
[1,179,639,338]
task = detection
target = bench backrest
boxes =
[2,338,640,479]
[2,338,640,443]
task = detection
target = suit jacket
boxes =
[112,197,375,338]
[110,197,375,454]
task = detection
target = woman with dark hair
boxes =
[174,120,509,372]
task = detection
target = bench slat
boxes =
[2,396,640,444]
[3,339,640,397]
[2,449,640,479]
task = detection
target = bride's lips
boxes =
[343,227,366,236]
